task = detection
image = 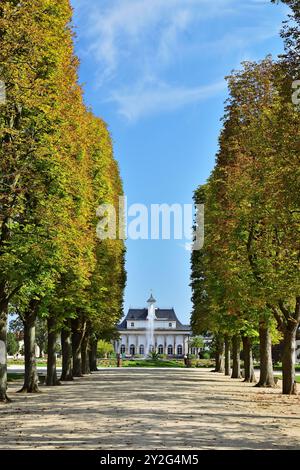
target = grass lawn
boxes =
[97,358,215,368]
[275,375,300,383]
[7,373,24,382]
[8,357,300,371]
[122,359,186,368]
[8,359,62,367]
[273,364,300,371]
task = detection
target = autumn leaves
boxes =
[0,1,126,401]
[191,1,300,395]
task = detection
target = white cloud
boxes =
[178,242,193,252]
[71,0,285,121]
[156,9,193,65]
[74,0,236,81]
[184,242,193,252]
[109,79,226,121]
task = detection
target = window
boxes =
[177,345,183,356]
[167,345,173,355]
[130,322,134,327]
[158,344,164,354]
[120,345,126,354]
[130,344,135,356]
[139,345,144,355]
[169,323,173,327]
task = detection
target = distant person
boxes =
[117,353,122,367]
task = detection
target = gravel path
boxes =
[1,368,300,450]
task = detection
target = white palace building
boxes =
[114,294,191,357]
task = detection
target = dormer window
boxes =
[131,322,134,327]
[169,322,172,327]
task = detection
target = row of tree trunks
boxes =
[0,294,9,402]
[231,335,241,378]
[41,316,96,385]
[71,317,86,377]
[279,298,300,395]
[61,326,73,381]
[242,336,256,383]
[81,331,90,375]
[61,324,98,381]
[1,300,99,400]
[89,337,98,372]
[255,322,275,387]
[224,334,231,376]
[18,300,40,393]
[46,316,60,386]
[281,312,299,395]
[215,333,261,385]
[282,327,297,395]
[214,335,224,372]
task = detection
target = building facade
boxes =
[114,295,191,357]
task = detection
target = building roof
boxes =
[118,308,191,331]
[147,293,156,303]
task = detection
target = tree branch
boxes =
[267,302,283,330]
[7,284,22,303]
[278,299,292,323]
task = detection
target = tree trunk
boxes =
[61,327,73,381]
[282,324,298,395]
[71,317,86,377]
[81,332,90,375]
[224,334,231,376]
[231,335,241,378]
[18,300,39,393]
[0,298,10,402]
[256,322,275,387]
[242,336,256,383]
[89,337,98,372]
[214,335,224,373]
[46,316,60,386]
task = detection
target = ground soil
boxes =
[1,368,299,450]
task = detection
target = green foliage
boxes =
[0,0,126,394]
[201,351,211,360]
[7,373,24,383]
[35,318,47,356]
[191,46,300,387]
[7,332,19,356]
[97,340,114,358]
[190,336,205,349]
[9,317,23,338]
[158,354,168,359]
[272,0,300,73]
[123,359,186,368]
[149,350,160,361]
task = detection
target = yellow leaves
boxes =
[192,57,300,336]
[0,0,125,326]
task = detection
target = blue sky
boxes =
[71,0,288,324]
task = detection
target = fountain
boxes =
[146,293,156,354]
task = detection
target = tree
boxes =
[36,318,47,358]
[0,0,127,400]
[190,336,204,350]
[219,58,298,392]
[270,0,300,394]
[191,52,300,395]
[7,332,18,356]
[0,0,81,398]
[272,0,300,74]
[191,182,258,380]
[97,340,114,358]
